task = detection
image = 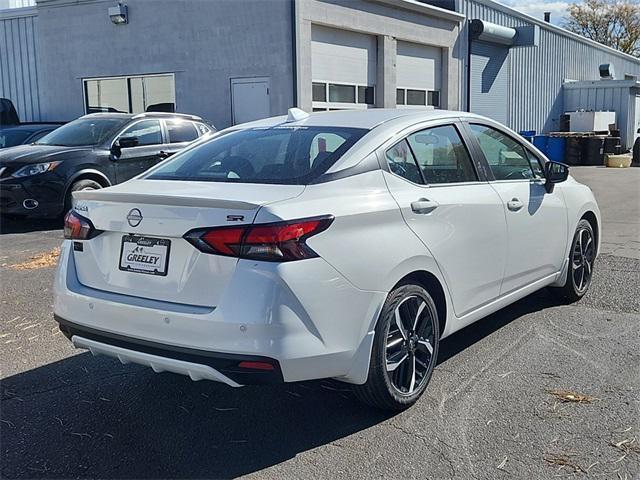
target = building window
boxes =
[328,84,356,103]
[312,83,327,102]
[407,89,426,106]
[357,86,375,105]
[396,89,405,105]
[396,87,440,108]
[84,74,175,114]
[428,91,440,108]
[312,82,375,111]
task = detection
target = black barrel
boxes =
[564,137,582,165]
[604,136,621,155]
[582,137,605,166]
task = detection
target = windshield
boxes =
[35,117,127,147]
[145,126,368,185]
[0,130,31,148]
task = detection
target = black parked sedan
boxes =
[0,112,213,217]
[0,123,63,149]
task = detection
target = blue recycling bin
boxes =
[533,135,548,154]
[546,137,566,163]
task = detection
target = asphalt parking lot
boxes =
[1,167,638,479]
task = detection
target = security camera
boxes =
[109,4,128,25]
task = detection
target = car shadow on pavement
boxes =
[437,287,561,365]
[1,353,394,479]
[1,288,564,479]
[0,216,63,234]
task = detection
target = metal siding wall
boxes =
[470,42,509,124]
[459,0,640,134]
[565,85,636,148]
[0,11,40,121]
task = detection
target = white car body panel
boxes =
[382,171,507,317]
[489,179,568,295]
[53,109,601,387]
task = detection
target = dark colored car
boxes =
[0,123,62,149]
[0,112,214,217]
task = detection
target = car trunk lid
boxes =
[71,180,304,307]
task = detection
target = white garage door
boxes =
[311,25,377,110]
[396,41,442,109]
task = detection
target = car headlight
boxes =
[12,161,61,178]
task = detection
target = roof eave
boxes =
[371,0,465,22]
[473,0,640,64]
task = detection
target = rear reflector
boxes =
[184,215,333,262]
[64,210,102,240]
[238,361,275,371]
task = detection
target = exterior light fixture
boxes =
[109,3,128,25]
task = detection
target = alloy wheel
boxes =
[385,295,436,395]
[571,227,595,293]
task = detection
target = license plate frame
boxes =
[119,235,171,277]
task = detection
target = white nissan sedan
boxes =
[54,109,600,410]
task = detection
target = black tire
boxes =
[64,179,102,214]
[353,283,440,411]
[551,219,596,302]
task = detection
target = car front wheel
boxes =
[64,179,102,215]
[353,283,440,410]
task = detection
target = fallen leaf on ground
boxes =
[9,248,60,270]
[543,454,586,473]
[611,438,640,455]
[549,389,594,403]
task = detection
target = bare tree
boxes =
[565,0,640,57]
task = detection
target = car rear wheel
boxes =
[353,283,440,410]
[551,219,596,302]
[64,179,102,215]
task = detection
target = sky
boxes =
[500,0,574,25]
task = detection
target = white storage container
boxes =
[566,111,616,133]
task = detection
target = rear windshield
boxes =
[145,126,368,185]
[35,117,127,147]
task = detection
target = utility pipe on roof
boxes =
[469,19,517,46]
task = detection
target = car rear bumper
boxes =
[56,315,283,385]
[53,240,386,385]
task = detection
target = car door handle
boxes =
[411,198,439,214]
[507,198,524,211]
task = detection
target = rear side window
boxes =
[385,140,423,184]
[469,124,534,180]
[146,126,367,185]
[407,125,477,184]
[195,123,212,135]
[167,120,198,143]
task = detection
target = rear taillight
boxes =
[63,210,101,240]
[184,216,333,262]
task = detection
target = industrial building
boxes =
[2,0,639,148]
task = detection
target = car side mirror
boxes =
[110,142,121,160]
[119,136,139,149]
[544,161,569,193]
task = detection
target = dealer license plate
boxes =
[119,235,170,276]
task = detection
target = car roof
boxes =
[234,108,488,130]
[82,112,204,121]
